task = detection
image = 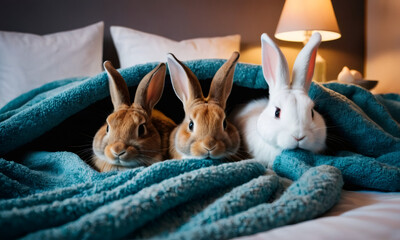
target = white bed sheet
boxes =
[236,190,400,240]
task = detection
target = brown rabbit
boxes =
[167,52,241,161]
[92,61,176,172]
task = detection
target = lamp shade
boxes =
[275,0,341,42]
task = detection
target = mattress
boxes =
[237,190,400,240]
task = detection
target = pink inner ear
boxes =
[168,58,190,103]
[264,44,279,87]
[146,80,157,105]
[175,73,189,102]
[306,49,317,83]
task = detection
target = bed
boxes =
[0,3,399,239]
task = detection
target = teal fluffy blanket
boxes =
[0,60,399,239]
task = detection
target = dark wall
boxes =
[0,0,364,80]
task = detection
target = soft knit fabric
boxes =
[0,59,399,239]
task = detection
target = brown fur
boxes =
[92,61,176,172]
[167,52,242,161]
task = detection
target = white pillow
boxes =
[0,22,104,108]
[110,26,240,68]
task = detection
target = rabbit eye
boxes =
[311,109,315,119]
[223,119,227,130]
[188,120,194,131]
[275,107,281,119]
[106,124,109,133]
[138,124,146,137]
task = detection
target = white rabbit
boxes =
[232,33,327,168]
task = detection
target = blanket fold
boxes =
[160,165,342,240]
[0,60,399,239]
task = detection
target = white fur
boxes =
[234,99,281,167]
[232,33,326,168]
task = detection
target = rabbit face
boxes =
[257,90,326,153]
[173,103,239,159]
[167,52,241,161]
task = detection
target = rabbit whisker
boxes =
[326,135,348,146]
[139,148,168,153]
[69,144,93,148]
[223,149,249,161]
[313,126,329,131]
[78,151,95,159]
[311,93,324,103]
[322,125,341,130]
[135,155,159,167]
[77,132,95,139]
[139,147,171,156]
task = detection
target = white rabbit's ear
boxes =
[167,53,204,105]
[261,33,290,92]
[208,51,239,109]
[103,61,131,110]
[134,63,166,115]
[291,32,321,92]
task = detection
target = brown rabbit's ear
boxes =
[103,61,131,110]
[207,52,239,109]
[134,63,166,115]
[167,53,204,105]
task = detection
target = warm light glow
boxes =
[275,0,341,42]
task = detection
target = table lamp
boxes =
[275,0,341,82]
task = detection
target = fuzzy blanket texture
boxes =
[0,60,399,239]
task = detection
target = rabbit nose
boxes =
[111,149,126,158]
[203,145,216,152]
[110,143,127,158]
[203,138,217,151]
[293,136,305,142]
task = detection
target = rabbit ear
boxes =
[167,53,204,105]
[291,32,321,92]
[103,61,131,110]
[134,63,166,115]
[207,52,239,109]
[261,33,290,92]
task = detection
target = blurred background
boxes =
[0,0,398,93]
